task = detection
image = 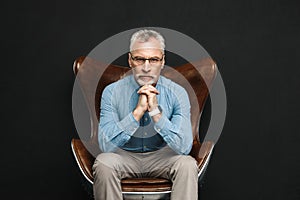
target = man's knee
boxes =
[92,153,121,179]
[172,155,198,174]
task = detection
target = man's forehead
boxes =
[131,47,163,52]
[130,48,164,57]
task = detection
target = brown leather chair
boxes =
[71,56,217,199]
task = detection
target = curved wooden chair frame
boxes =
[71,56,217,199]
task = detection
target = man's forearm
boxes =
[98,112,139,152]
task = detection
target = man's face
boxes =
[128,38,165,86]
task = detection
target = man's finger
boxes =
[137,86,159,94]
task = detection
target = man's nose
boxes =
[142,60,151,72]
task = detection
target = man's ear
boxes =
[128,52,132,68]
[161,55,165,69]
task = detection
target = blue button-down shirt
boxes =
[98,75,193,155]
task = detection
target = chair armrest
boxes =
[71,138,100,183]
[190,141,214,168]
[197,141,214,168]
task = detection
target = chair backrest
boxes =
[73,56,216,155]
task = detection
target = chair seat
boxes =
[71,139,172,192]
[122,178,172,192]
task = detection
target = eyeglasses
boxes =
[129,53,164,66]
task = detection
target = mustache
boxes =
[136,74,157,79]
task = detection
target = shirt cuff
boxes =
[118,112,139,136]
[154,113,169,134]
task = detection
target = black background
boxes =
[1,0,300,199]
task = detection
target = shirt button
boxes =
[157,128,161,132]
[144,132,147,136]
[145,118,148,122]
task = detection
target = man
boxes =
[92,29,199,200]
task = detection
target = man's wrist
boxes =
[148,105,162,117]
[132,107,145,121]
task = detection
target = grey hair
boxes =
[129,29,165,52]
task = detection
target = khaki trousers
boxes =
[92,146,199,200]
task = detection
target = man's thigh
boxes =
[141,146,195,178]
[92,149,143,179]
